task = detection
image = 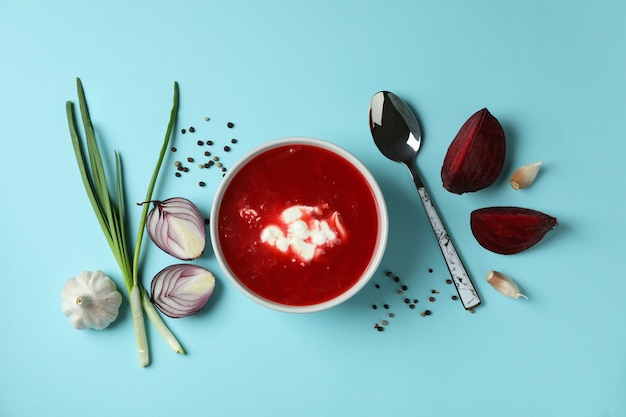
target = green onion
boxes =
[66,78,183,366]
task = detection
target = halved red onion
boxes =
[150,264,216,318]
[146,197,206,260]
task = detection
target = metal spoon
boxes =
[369,91,481,310]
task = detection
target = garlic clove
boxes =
[60,270,123,330]
[510,161,542,190]
[485,270,527,299]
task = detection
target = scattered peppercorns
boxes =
[171,116,242,183]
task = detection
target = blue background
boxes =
[2,1,625,416]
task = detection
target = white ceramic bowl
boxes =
[210,137,388,313]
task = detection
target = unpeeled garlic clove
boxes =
[486,270,527,299]
[510,161,542,190]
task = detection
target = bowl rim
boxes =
[209,136,388,313]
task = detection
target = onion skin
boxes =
[146,197,206,260]
[150,264,216,318]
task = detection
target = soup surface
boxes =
[216,144,381,306]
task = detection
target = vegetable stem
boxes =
[141,289,185,354]
[66,78,183,366]
[130,284,149,366]
[132,82,179,286]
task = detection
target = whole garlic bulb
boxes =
[60,270,123,330]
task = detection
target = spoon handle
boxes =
[409,167,481,310]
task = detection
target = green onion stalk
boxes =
[66,78,183,366]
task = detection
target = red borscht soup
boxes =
[214,140,384,308]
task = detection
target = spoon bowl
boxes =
[369,91,481,310]
[370,91,421,163]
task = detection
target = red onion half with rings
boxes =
[145,197,206,260]
[151,264,216,318]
